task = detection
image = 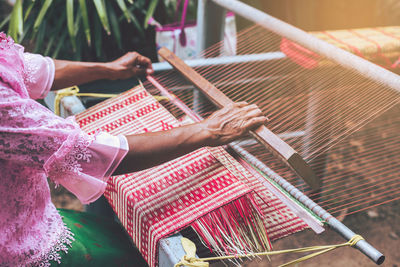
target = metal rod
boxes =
[212,0,400,94]
[231,144,385,265]
[230,142,325,234]
[152,52,286,72]
[196,0,226,57]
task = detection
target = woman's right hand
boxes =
[200,102,268,147]
[105,52,154,79]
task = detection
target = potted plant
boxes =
[1,0,162,61]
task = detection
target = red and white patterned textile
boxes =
[76,86,255,266]
[75,85,308,266]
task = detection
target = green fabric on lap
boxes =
[52,209,148,267]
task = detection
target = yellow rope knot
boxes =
[54,86,81,116]
[55,85,119,116]
[348,234,364,247]
[174,256,209,267]
[174,238,209,267]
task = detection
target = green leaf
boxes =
[18,13,34,42]
[74,25,83,60]
[116,0,131,23]
[45,11,66,56]
[93,14,103,59]
[52,30,68,58]
[24,1,36,22]
[34,22,46,53]
[108,2,122,49]
[74,10,82,37]
[79,0,91,46]
[72,9,82,45]
[126,5,144,37]
[33,0,53,33]
[0,14,11,31]
[93,0,111,35]
[144,0,159,29]
[135,0,145,9]
[44,34,56,56]
[66,0,76,51]
[8,0,23,41]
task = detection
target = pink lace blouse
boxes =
[0,33,128,266]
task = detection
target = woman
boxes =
[0,33,267,266]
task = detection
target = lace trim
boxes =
[63,134,93,173]
[45,132,94,184]
[23,53,38,84]
[36,223,75,267]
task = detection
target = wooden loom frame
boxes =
[47,64,387,265]
[44,1,396,265]
[154,47,385,265]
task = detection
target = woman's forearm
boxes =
[51,52,153,90]
[114,122,211,174]
[113,102,267,175]
[52,59,111,90]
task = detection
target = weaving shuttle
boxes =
[158,47,321,190]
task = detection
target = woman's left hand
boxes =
[201,102,268,146]
[106,52,154,79]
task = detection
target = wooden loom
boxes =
[138,1,399,265]
[64,1,399,266]
[149,48,386,265]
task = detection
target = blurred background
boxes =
[1,0,400,62]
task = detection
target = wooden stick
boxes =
[158,47,320,190]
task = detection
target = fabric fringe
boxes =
[190,193,271,265]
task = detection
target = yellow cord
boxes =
[54,85,169,116]
[174,235,364,267]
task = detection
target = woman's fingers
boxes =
[231,104,265,124]
[203,102,268,146]
[135,54,154,75]
[242,116,268,131]
[108,52,154,79]
[234,101,249,108]
[241,104,263,116]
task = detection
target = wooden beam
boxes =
[158,47,320,190]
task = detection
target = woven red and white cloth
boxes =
[75,85,308,266]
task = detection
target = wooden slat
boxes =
[158,47,320,190]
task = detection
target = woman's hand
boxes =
[52,52,154,90]
[105,52,154,80]
[201,102,268,146]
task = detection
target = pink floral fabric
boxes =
[23,52,55,99]
[0,33,128,266]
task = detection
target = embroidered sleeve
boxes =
[0,83,128,204]
[23,52,55,99]
[44,132,128,204]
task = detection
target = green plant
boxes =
[1,0,160,61]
